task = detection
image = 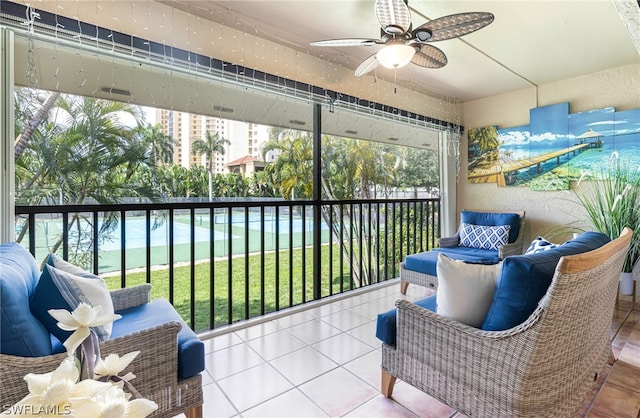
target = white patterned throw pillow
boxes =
[459,223,511,251]
[525,236,558,254]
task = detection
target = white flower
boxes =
[72,385,158,418]
[7,357,112,417]
[49,303,122,354]
[95,352,140,379]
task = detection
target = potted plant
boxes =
[573,155,640,295]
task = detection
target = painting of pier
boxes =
[467,103,640,191]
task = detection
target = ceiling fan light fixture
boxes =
[376,43,415,69]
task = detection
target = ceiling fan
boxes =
[310,0,494,76]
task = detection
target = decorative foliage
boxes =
[573,155,640,272]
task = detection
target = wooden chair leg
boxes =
[185,405,203,418]
[381,370,397,398]
[400,281,409,295]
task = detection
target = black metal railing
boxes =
[15,198,439,332]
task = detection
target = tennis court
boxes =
[28,212,331,273]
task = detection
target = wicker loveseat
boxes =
[400,210,525,295]
[378,228,631,417]
[0,242,204,418]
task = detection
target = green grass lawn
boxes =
[29,213,431,332]
[102,244,393,332]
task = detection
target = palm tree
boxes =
[265,133,391,287]
[320,136,387,287]
[135,123,177,193]
[248,170,275,197]
[262,132,313,200]
[15,94,155,265]
[468,126,500,168]
[191,131,230,200]
[14,89,61,161]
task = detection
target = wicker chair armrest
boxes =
[438,234,459,248]
[499,242,523,258]
[100,321,182,397]
[0,352,68,408]
[0,321,182,409]
[110,283,152,311]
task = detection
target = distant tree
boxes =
[191,131,230,199]
[248,170,276,197]
[135,123,176,192]
[262,132,313,200]
[397,148,439,197]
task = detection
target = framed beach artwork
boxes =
[467,102,640,191]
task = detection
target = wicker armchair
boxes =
[0,284,203,418]
[400,210,526,295]
[382,228,632,418]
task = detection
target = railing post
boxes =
[313,103,322,300]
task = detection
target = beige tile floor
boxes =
[194,281,640,418]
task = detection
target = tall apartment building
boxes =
[155,109,272,175]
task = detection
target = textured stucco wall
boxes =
[461,63,640,244]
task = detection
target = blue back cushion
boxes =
[30,257,115,344]
[0,243,53,356]
[376,295,437,345]
[460,211,521,244]
[481,232,610,331]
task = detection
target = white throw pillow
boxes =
[525,236,558,254]
[436,253,501,328]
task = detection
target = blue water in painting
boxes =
[499,133,640,174]
[569,134,640,172]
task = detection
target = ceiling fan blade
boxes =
[413,12,494,42]
[355,54,379,77]
[310,38,380,47]
[411,44,448,69]
[375,0,412,35]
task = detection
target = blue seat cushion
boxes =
[405,248,500,276]
[376,295,437,346]
[481,232,610,331]
[461,211,521,244]
[1,243,53,356]
[111,299,204,379]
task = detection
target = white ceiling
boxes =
[7,0,639,149]
[162,0,640,102]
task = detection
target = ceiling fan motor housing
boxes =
[414,28,432,42]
